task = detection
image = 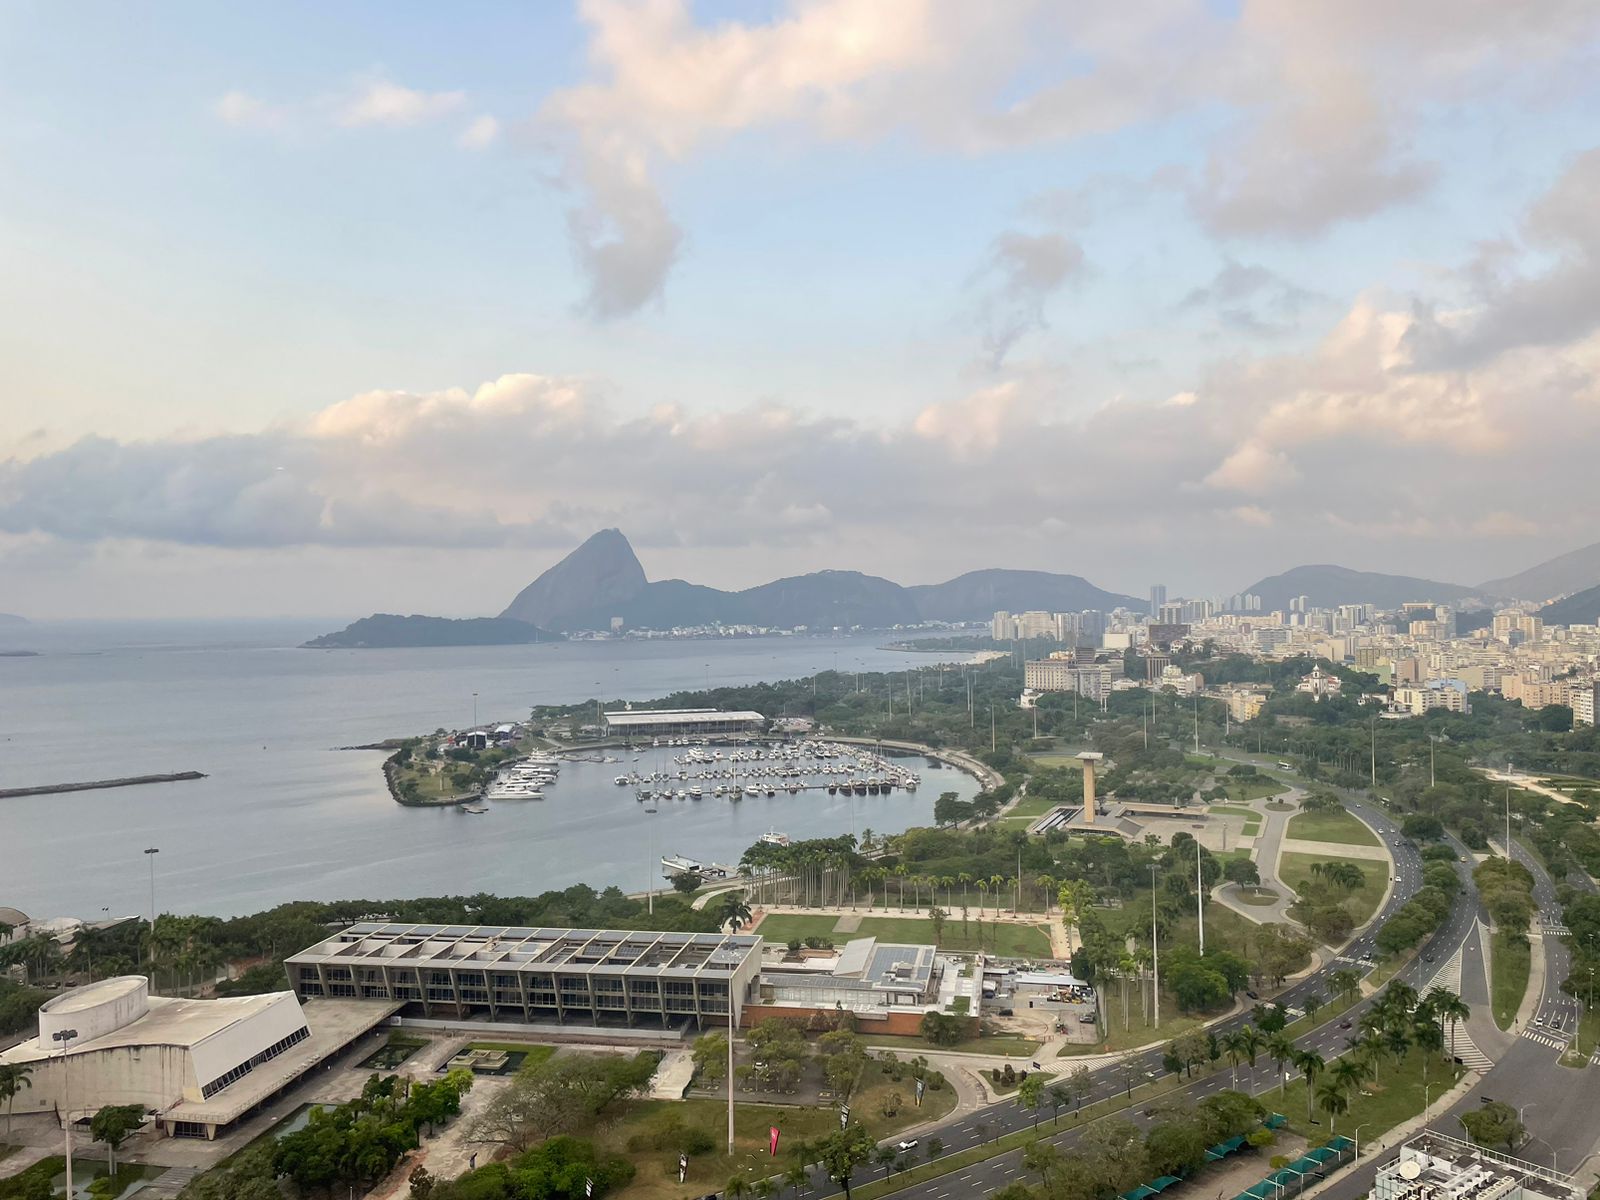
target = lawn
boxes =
[599,1058,955,1200]
[998,792,1074,823]
[1490,931,1530,1029]
[1561,1007,1600,1066]
[752,913,844,944]
[1278,852,1385,928]
[1275,1049,1462,1141]
[1286,808,1380,846]
[861,1031,1042,1057]
[853,916,1053,959]
[1056,985,1216,1056]
[1223,775,1288,803]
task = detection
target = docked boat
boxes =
[461,803,489,814]
[759,830,791,847]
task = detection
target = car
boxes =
[997,1007,1014,1016]
[1079,1014,1098,1024]
[1534,1015,1544,1026]
[1340,1019,1353,1029]
[1393,876,1403,883]
[1424,954,1436,962]
[1245,990,1259,1000]
[896,1140,919,1153]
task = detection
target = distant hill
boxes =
[908,569,1140,621]
[1240,564,1481,612]
[0,613,28,627]
[1538,583,1600,627]
[500,528,648,628]
[498,531,1141,632]
[303,614,557,649]
[1478,539,1600,603]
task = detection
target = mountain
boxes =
[499,528,647,627]
[907,569,1140,621]
[1478,539,1600,603]
[1538,583,1600,627]
[0,613,27,627]
[303,614,556,649]
[498,530,1141,632]
[1240,564,1481,612]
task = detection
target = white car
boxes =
[1393,875,1402,882]
[896,1139,919,1153]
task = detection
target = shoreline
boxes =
[0,771,207,799]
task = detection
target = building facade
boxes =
[287,924,764,1032]
[601,708,766,738]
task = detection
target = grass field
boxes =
[1057,992,1213,1056]
[1285,808,1380,846]
[752,913,844,944]
[601,1059,955,1200]
[853,916,1053,959]
[1278,852,1385,928]
[861,1031,1042,1057]
[1276,1050,1461,1141]
[998,792,1072,824]
[1223,775,1288,803]
[1490,931,1530,1029]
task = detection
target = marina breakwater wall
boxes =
[0,771,207,799]
[828,736,1003,791]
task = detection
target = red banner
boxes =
[769,1126,780,1156]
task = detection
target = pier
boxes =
[0,771,207,800]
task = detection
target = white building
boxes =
[1373,1132,1581,1200]
[0,976,395,1140]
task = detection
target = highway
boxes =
[791,781,1487,1199]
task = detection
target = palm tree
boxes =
[0,1062,33,1136]
[1330,1055,1367,1095]
[1267,1033,1295,1094]
[717,890,754,933]
[1357,1030,1388,1084]
[1238,1025,1262,1073]
[726,1174,751,1200]
[1221,1030,1245,1086]
[1427,987,1470,1057]
[1329,967,1362,1005]
[976,879,989,917]
[784,1162,809,1198]
[1037,874,1055,915]
[957,872,973,912]
[1294,1049,1325,1122]
[1316,1078,1350,1134]
[989,875,1005,915]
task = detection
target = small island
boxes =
[302,613,560,649]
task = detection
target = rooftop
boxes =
[602,708,766,727]
[288,923,763,977]
[4,991,292,1061]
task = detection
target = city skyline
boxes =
[3,3,1600,617]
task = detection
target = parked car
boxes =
[997,1007,1014,1016]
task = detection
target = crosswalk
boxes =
[1432,950,1494,1070]
[1521,1027,1569,1050]
[1541,922,1571,937]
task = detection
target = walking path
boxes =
[1213,788,1299,924]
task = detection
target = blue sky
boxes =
[2,2,1599,617]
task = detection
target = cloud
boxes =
[1180,259,1318,336]
[458,114,501,150]
[213,90,289,131]
[972,231,1085,367]
[335,78,466,128]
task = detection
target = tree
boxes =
[90,1103,146,1173]
[874,1145,898,1180]
[672,871,704,894]
[814,1124,876,1200]
[1460,1101,1527,1152]
[1329,968,1362,1005]
[1303,992,1323,1022]
[727,1175,752,1200]
[1315,1079,1349,1134]
[717,890,754,933]
[1294,1049,1325,1123]
[694,1033,729,1085]
[919,1010,964,1047]
[1224,858,1262,887]
[1426,987,1470,1058]
[784,1161,810,1198]
[1017,1073,1045,1127]
[1023,1140,1063,1186]
[0,1062,32,1137]
[1266,1033,1295,1095]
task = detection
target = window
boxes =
[199,1025,310,1099]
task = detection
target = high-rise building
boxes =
[991,611,1013,641]
[1149,584,1167,615]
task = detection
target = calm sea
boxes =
[0,622,979,920]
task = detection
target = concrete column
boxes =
[1076,751,1104,824]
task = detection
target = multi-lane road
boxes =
[794,779,1490,1199]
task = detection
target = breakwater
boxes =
[0,771,207,799]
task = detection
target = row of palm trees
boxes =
[1253,981,1469,1134]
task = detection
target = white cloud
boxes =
[213,90,289,131]
[458,114,501,150]
[972,231,1085,368]
[336,78,466,128]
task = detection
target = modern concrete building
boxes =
[746,937,972,1035]
[1373,1133,1581,1200]
[286,924,764,1032]
[0,976,393,1140]
[601,708,766,738]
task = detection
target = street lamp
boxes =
[645,806,659,916]
[52,1028,78,1198]
[142,847,160,978]
[1150,865,1161,1030]
[1353,1122,1373,1160]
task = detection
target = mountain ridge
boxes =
[303,614,558,649]
[1478,539,1600,602]
[1537,584,1600,627]
[1239,564,1483,611]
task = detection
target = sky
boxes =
[2,1,1600,619]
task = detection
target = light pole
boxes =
[727,974,737,1155]
[143,847,159,980]
[1150,865,1161,1030]
[1353,1122,1372,1160]
[52,1027,78,1198]
[645,806,658,916]
[1196,839,1205,956]
[472,692,478,728]
[1505,759,1513,857]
